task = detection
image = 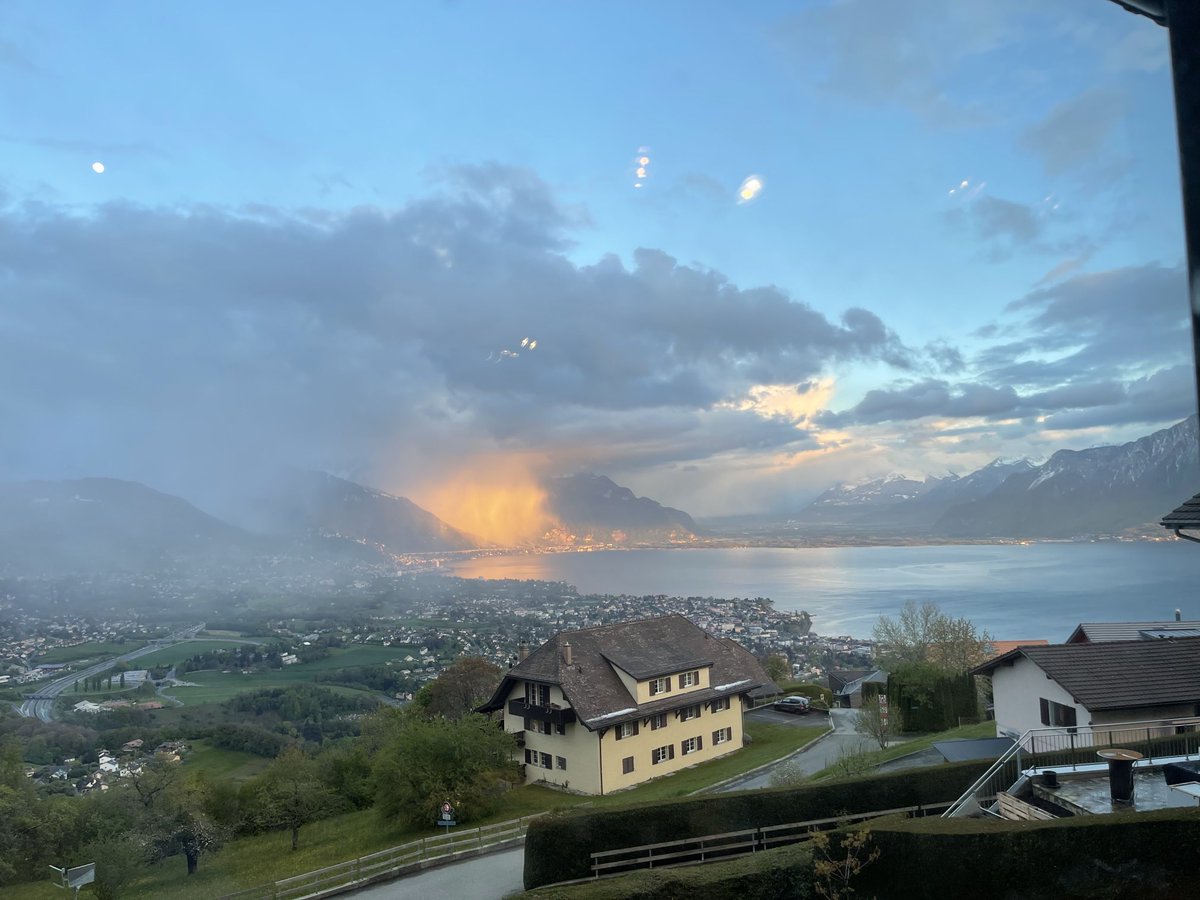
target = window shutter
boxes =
[616,725,623,741]
[650,681,658,696]
[666,676,672,691]
[1039,698,1049,726]
[713,730,719,744]
[697,735,703,750]
[632,721,640,737]
[669,745,675,760]
[524,717,531,730]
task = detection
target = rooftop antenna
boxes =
[49,863,95,900]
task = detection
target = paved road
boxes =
[15,624,206,722]
[348,848,525,900]
[716,707,883,792]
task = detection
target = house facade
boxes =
[974,636,1200,741]
[478,615,773,795]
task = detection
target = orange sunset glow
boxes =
[415,456,557,546]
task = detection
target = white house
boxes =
[973,635,1200,741]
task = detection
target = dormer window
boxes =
[649,676,671,696]
[680,670,700,688]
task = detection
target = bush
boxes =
[858,807,1200,900]
[523,759,990,889]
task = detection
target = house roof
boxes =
[986,639,1048,657]
[827,669,872,693]
[972,636,1200,712]
[1065,621,1200,643]
[478,614,773,729]
[1162,492,1200,531]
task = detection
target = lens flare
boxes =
[737,175,764,203]
[91,162,105,174]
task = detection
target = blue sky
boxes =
[0,1,1193,518]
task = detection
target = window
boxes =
[649,676,671,696]
[679,704,701,722]
[1039,698,1077,728]
[649,713,667,730]
[528,719,550,735]
[622,756,634,774]
[681,735,703,755]
[556,756,567,770]
[652,744,675,765]
[526,682,550,706]
[616,720,639,740]
[710,697,731,712]
[524,749,534,765]
[713,727,732,745]
[555,721,566,735]
[540,752,552,769]
[680,670,700,688]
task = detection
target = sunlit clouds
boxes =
[413,454,554,545]
[721,379,835,424]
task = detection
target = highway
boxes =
[16,624,206,722]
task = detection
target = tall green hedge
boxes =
[858,807,1200,899]
[523,759,990,889]
[887,665,977,733]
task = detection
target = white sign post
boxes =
[49,863,95,900]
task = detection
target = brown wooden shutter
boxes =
[632,721,640,736]
[697,734,703,750]
[666,676,672,691]
[712,729,720,745]
[669,745,675,760]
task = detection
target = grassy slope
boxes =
[36,641,147,664]
[808,720,997,780]
[0,720,825,899]
[184,739,271,782]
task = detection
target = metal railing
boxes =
[589,803,951,879]
[218,813,545,900]
[942,715,1200,818]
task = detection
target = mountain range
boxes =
[1,417,1195,574]
[790,416,1198,538]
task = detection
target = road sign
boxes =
[438,801,456,827]
[50,863,95,899]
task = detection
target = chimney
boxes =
[1177,608,1183,622]
[518,643,530,662]
[563,642,573,666]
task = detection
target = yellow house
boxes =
[477,615,774,795]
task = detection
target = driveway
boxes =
[714,707,885,792]
[348,848,525,900]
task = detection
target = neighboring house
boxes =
[827,668,886,708]
[477,615,773,795]
[1064,616,1200,643]
[973,636,1200,740]
[984,640,1048,658]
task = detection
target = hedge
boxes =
[773,683,834,706]
[858,806,1200,899]
[523,758,990,889]
[521,843,815,900]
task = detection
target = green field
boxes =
[36,641,146,664]
[184,739,271,782]
[134,639,264,669]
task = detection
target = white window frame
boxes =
[680,670,699,688]
[681,736,699,756]
[680,704,700,722]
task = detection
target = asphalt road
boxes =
[715,707,880,792]
[16,624,205,722]
[348,848,525,900]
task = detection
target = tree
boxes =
[855,694,899,749]
[763,654,789,684]
[426,657,502,719]
[872,601,989,673]
[147,776,222,875]
[81,834,145,900]
[371,710,518,827]
[131,756,179,810]
[251,747,341,850]
[811,825,880,899]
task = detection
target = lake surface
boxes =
[450,542,1200,640]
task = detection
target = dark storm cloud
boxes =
[0,165,907,496]
[819,263,1192,432]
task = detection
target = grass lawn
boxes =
[184,739,271,782]
[135,640,262,669]
[808,720,998,781]
[36,641,146,664]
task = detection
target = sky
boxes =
[0,0,1194,523]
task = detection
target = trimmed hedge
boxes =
[859,806,1200,899]
[523,758,990,889]
[520,843,815,899]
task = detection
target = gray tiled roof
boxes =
[1065,621,1200,643]
[828,669,872,693]
[478,615,772,729]
[973,636,1200,712]
[1162,492,1200,530]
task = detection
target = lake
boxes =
[450,542,1200,640]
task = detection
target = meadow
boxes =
[36,641,147,664]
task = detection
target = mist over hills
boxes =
[542,474,700,544]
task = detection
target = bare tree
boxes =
[855,694,899,749]
[873,600,989,673]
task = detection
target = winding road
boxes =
[16,624,206,722]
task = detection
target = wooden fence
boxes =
[589,802,952,879]
[218,814,544,900]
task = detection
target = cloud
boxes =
[1019,87,1128,177]
[0,165,914,505]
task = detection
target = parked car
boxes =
[773,695,811,715]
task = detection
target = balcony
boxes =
[509,699,577,726]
